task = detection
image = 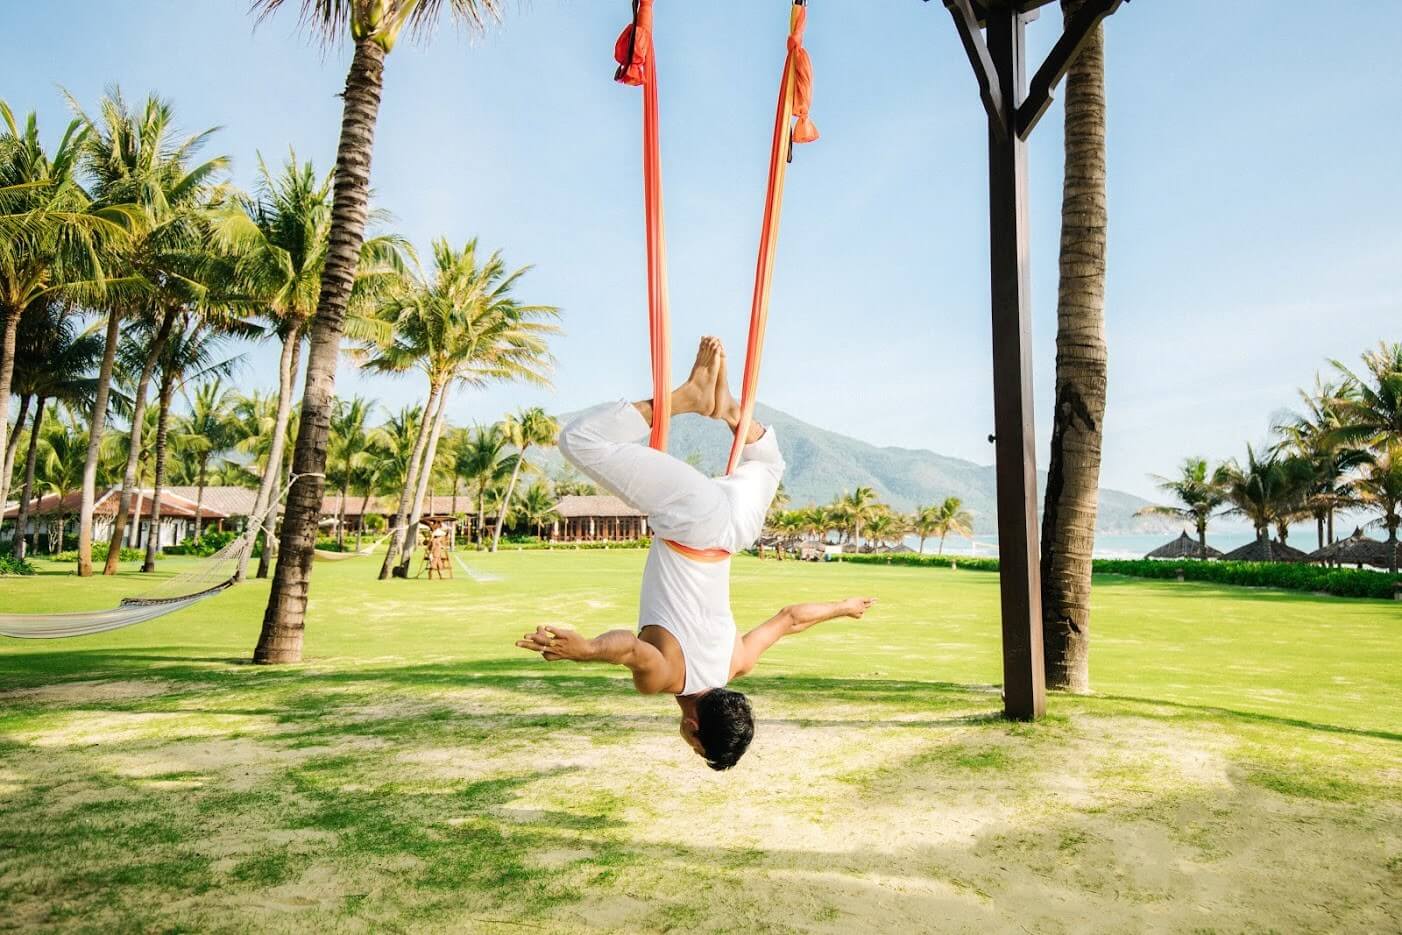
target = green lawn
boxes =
[1,550,1399,933]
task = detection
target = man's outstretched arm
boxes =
[732,597,876,679]
[516,625,671,694]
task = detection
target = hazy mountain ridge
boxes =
[539,403,1168,534]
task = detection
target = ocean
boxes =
[899,530,1309,560]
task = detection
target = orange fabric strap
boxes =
[663,538,732,563]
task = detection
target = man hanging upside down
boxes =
[516,337,875,771]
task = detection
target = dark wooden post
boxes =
[985,2,1045,721]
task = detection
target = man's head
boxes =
[680,688,754,770]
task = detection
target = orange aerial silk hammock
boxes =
[614,0,818,560]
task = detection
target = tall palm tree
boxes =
[29,408,89,554]
[1274,376,1366,548]
[1219,446,1311,556]
[1354,443,1402,575]
[140,311,243,571]
[10,308,103,559]
[210,152,403,580]
[837,486,879,545]
[492,407,559,553]
[1137,457,1230,559]
[328,395,376,547]
[358,238,560,576]
[518,482,559,539]
[1040,0,1111,694]
[0,101,131,516]
[66,90,230,576]
[1330,342,1402,453]
[178,377,237,542]
[248,0,503,664]
[914,497,974,555]
[455,422,512,545]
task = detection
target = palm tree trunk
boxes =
[254,35,388,662]
[142,375,177,572]
[1197,519,1209,560]
[492,448,529,553]
[258,460,286,579]
[1327,509,1335,544]
[337,485,348,549]
[476,487,486,547]
[12,396,46,561]
[918,536,926,554]
[0,305,22,484]
[357,491,370,550]
[238,333,301,582]
[939,534,947,556]
[194,457,208,543]
[78,310,122,577]
[0,392,33,532]
[380,380,442,579]
[398,386,451,574]
[1040,0,1108,694]
[105,308,177,575]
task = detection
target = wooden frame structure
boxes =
[936,0,1129,719]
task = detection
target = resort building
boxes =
[2,488,233,553]
[551,495,647,542]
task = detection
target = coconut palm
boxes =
[1040,0,1111,694]
[140,311,244,571]
[177,378,237,542]
[1138,458,1230,560]
[492,407,559,553]
[1354,444,1402,575]
[1219,446,1312,556]
[922,497,973,554]
[0,101,132,515]
[517,482,559,539]
[210,152,404,580]
[247,0,504,664]
[836,486,879,545]
[9,309,103,558]
[327,395,377,548]
[1274,376,1367,547]
[455,423,513,546]
[28,409,89,554]
[65,90,231,575]
[358,239,560,575]
[1330,342,1402,453]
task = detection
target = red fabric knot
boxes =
[788,7,819,143]
[614,0,654,86]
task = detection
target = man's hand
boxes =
[515,625,594,662]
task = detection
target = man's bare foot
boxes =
[841,597,877,619]
[671,337,721,417]
[714,344,741,429]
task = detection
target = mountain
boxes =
[537,403,1168,534]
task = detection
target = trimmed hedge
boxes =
[165,529,241,557]
[484,539,651,552]
[840,552,1400,600]
[53,543,144,564]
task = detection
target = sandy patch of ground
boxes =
[0,678,173,705]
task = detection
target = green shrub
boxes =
[0,554,36,576]
[165,528,241,557]
[499,538,651,551]
[53,542,144,564]
[840,552,1399,600]
[314,538,348,553]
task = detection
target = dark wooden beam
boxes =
[943,0,1008,138]
[1017,0,1126,139]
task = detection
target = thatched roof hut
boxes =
[1145,531,1222,560]
[1306,528,1401,569]
[1219,538,1308,563]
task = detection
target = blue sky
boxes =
[7,0,1399,500]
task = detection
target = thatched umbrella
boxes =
[1220,538,1308,563]
[1306,528,1401,570]
[1145,531,1223,560]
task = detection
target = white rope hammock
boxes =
[312,530,393,562]
[0,474,317,640]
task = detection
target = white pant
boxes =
[558,401,786,553]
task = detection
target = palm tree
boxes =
[358,239,560,575]
[328,395,376,548]
[1137,458,1230,559]
[0,101,131,518]
[836,486,879,545]
[518,482,559,539]
[248,0,503,664]
[1275,376,1367,547]
[1330,342,1402,453]
[864,509,904,551]
[1039,0,1112,693]
[1219,446,1311,556]
[1355,444,1402,575]
[140,311,243,571]
[455,423,512,546]
[211,152,403,580]
[492,407,559,552]
[9,308,103,559]
[178,378,237,542]
[29,409,89,554]
[926,497,973,554]
[65,90,231,576]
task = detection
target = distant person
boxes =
[516,337,875,770]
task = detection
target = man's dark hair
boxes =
[695,688,754,771]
